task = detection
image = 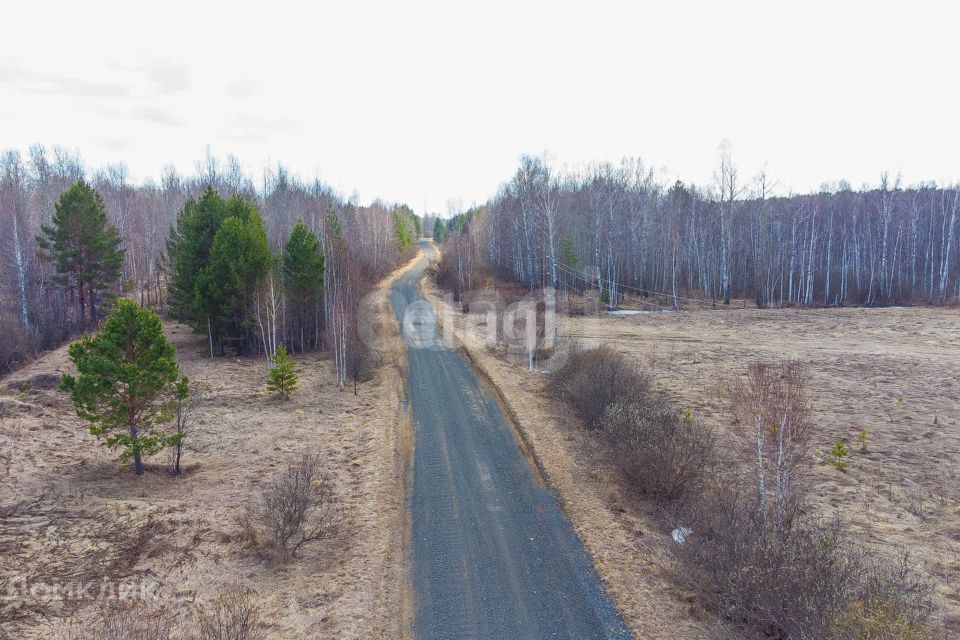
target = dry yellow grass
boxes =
[563,304,960,628]
[0,266,413,639]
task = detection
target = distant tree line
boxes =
[0,145,420,379]
[440,152,960,310]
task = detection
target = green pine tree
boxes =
[829,439,849,470]
[432,217,444,242]
[37,179,125,324]
[283,219,324,350]
[165,187,231,325]
[560,234,579,268]
[267,345,297,399]
[61,299,186,475]
[393,210,413,250]
[193,204,270,355]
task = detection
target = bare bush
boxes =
[832,549,937,640]
[730,361,813,528]
[55,602,176,640]
[549,346,650,427]
[249,454,344,562]
[170,380,204,475]
[674,488,936,640]
[347,315,380,395]
[0,317,39,373]
[195,589,265,640]
[603,400,717,503]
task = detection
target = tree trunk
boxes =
[89,282,97,323]
[130,420,143,476]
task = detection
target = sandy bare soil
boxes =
[0,268,413,638]
[425,261,960,634]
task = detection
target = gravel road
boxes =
[391,241,631,640]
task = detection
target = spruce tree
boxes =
[167,190,268,354]
[61,299,186,475]
[196,209,270,354]
[283,219,324,350]
[266,344,297,399]
[37,179,124,324]
[165,187,230,325]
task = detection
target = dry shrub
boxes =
[248,453,344,562]
[548,342,716,503]
[671,362,936,639]
[674,488,936,640]
[730,361,813,528]
[549,346,650,427]
[195,589,265,640]
[55,602,176,640]
[348,320,380,391]
[0,317,39,374]
[832,551,937,640]
[603,401,717,503]
[434,249,465,302]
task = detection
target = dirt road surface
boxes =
[390,242,630,640]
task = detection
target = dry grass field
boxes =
[0,272,413,639]
[567,305,960,625]
[428,269,960,636]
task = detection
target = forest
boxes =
[0,145,420,379]
[436,152,960,310]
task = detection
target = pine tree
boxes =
[392,204,418,249]
[61,299,186,475]
[37,179,124,324]
[167,190,269,355]
[393,210,413,250]
[165,187,230,325]
[196,209,270,354]
[267,344,297,399]
[829,439,849,470]
[283,219,324,351]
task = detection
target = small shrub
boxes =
[195,588,265,640]
[549,346,650,428]
[857,428,869,452]
[603,400,716,503]
[55,602,176,640]
[0,316,40,373]
[674,489,935,640]
[832,549,936,639]
[830,439,849,470]
[249,453,344,562]
[266,345,297,399]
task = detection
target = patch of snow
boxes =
[671,526,693,545]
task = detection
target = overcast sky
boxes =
[2,0,958,213]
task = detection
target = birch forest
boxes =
[437,152,960,311]
[0,145,419,378]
